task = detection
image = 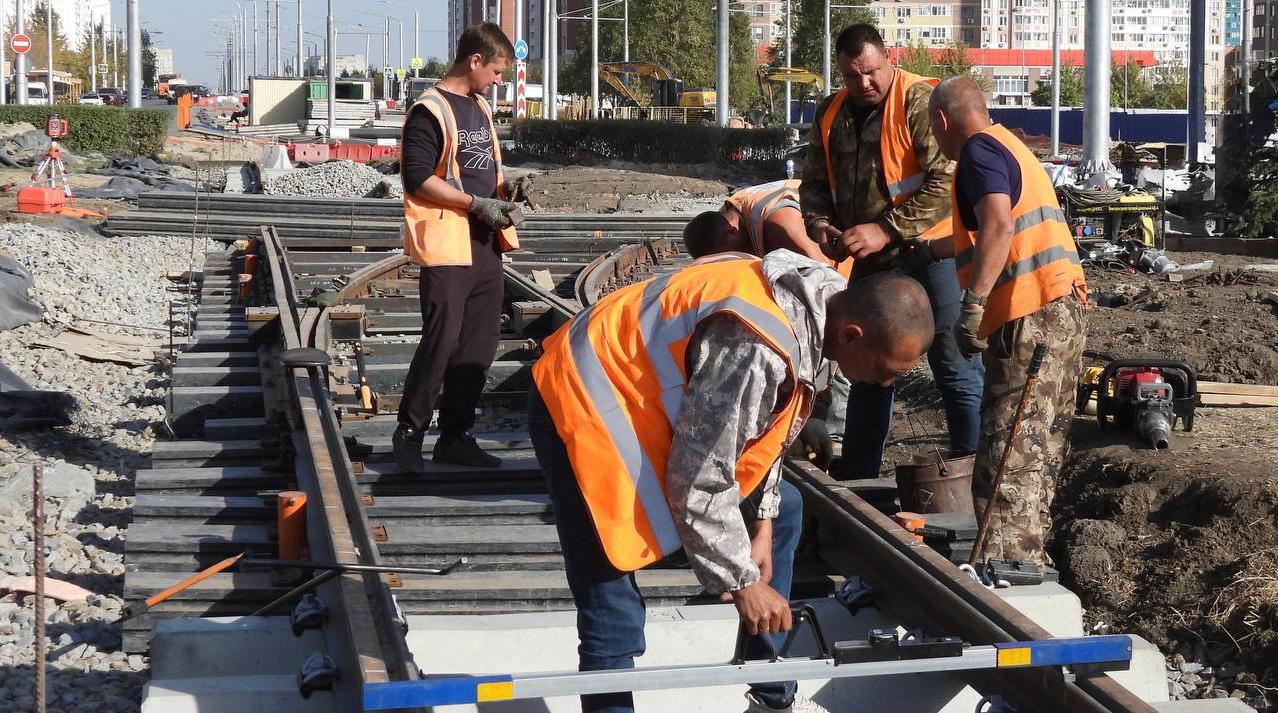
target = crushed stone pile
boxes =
[0,223,221,713]
[265,159,400,198]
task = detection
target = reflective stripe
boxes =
[567,307,683,556]
[1013,205,1067,235]
[419,94,465,190]
[637,275,802,425]
[993,244,1081,288]
[953,205,1068,271]
[885,172,926,200]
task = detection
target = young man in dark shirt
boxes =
[394,23,519,472]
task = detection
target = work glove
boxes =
[954,304,989,357]
[896,237,939,274]
[789,418,834,470]
[468,196,518,230]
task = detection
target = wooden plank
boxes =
[135,466,288,491]
[375,523,562,554]
[1199,393,1278,407]
[1196,381,1278,396]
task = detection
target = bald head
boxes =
[928,76,992,160]
[825,271,933,387]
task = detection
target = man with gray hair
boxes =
[910,76,1088,564]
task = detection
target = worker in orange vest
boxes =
[914,77,1088,564]
[530,252,934,713]
[688,179,831,264]
[800,24,984,482]
[393,23,521,472]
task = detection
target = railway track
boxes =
[126,204,1157,713]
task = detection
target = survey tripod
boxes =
[360,604,1134,710]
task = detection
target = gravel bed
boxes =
[0,224,221,713]
[265,159,400,198]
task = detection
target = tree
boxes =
[772,0,874,82]
[141,30,157,88]
[896,42,938,77]
[1147,60,1187,110]
[1030,60,1083,107]
[1110,60,1152,109]
[560,0,758,112]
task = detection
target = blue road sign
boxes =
[514,39,528,61]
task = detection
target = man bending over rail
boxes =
[528,251,933,713]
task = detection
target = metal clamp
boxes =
[291,592,329,636]
[731,603,831,665]
[298,651,340,698]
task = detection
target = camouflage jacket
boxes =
[665,252,844,594]
[799,77,952,273]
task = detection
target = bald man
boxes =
[910,76,1088,565]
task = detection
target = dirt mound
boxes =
[1084,253,1278,384]
[1052,421,1278,707]
[505,166,735,214]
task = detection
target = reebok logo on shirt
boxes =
[458,126,493,170]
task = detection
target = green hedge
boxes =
[512,120,790,168]
[0,105,170,155]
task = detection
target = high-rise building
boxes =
[47,0,112,51]
[1224,0,1242,45]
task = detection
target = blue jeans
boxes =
[838,259,985,479]
[529,386,802,712]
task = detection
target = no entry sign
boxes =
[10,34,32,54]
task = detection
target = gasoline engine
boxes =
[1077,352,1198,450]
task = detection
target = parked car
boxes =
[141,87,153,99]
[98,87,124,105]
[78,92,104,105]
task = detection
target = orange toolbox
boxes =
[16,186,65,214]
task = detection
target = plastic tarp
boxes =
[0,255,41,332]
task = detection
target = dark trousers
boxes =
[838,258,985,479]
[396,244,503,436]
[528,385,802,713]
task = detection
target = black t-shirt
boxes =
[954,133,1022,231]
[402,89,499,245]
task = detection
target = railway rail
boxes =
[126,201,1156,713]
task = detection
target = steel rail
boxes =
[786,460,1156,713]
[260,226,419,701]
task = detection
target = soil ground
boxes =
[888,252,1278,708]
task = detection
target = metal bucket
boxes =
[895,453,976,514]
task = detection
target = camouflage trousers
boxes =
[972,295,1086,565]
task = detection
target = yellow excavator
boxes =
[757,66,825,106]
[598,61,716,109]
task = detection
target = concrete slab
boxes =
[1154,701,1256,712]
[149,616,326,680]
[402,586,1169,713]
[141,674,336,713]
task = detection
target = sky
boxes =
[119,0,452,87]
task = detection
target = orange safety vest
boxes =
[817,68,950,240]
[402,86,519,267]
[951,123,1087,338]
[724,179,852,279]
[723,179,802,255]
[531,258,811,572]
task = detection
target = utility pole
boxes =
[90,20,96,93]
[383,17,390,99]
[491,0,501,110]
[114,25,120,89]
[1242,0,1251,156]
[127,0,141,106]
[1187,0,1205,163]
[275,1,282,75]
[15,0,26,104]
[822,0,830,96]
[414,10,419,76]
[1081,0,1111,183]
[549,0,558,119]
[0,3,7,103]
[1050,0,1060,157]
[590,0,598,118]
[784,0,791,123]
[716,0,728,126]
[253,0,259,78]
[326,0,335,138]
[542,0,552,117]
[623,0,629,62]
[45,0,53,103]
[296,0,304,77]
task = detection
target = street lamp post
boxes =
[46,0,54,104]
[127,0,141,106]
[15,0,26,104]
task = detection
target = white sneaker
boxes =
[744,691,833,713]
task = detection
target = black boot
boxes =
[392,424,427,473]
[432,433,502,468]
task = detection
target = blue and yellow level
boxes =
[361,634,1133,710]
